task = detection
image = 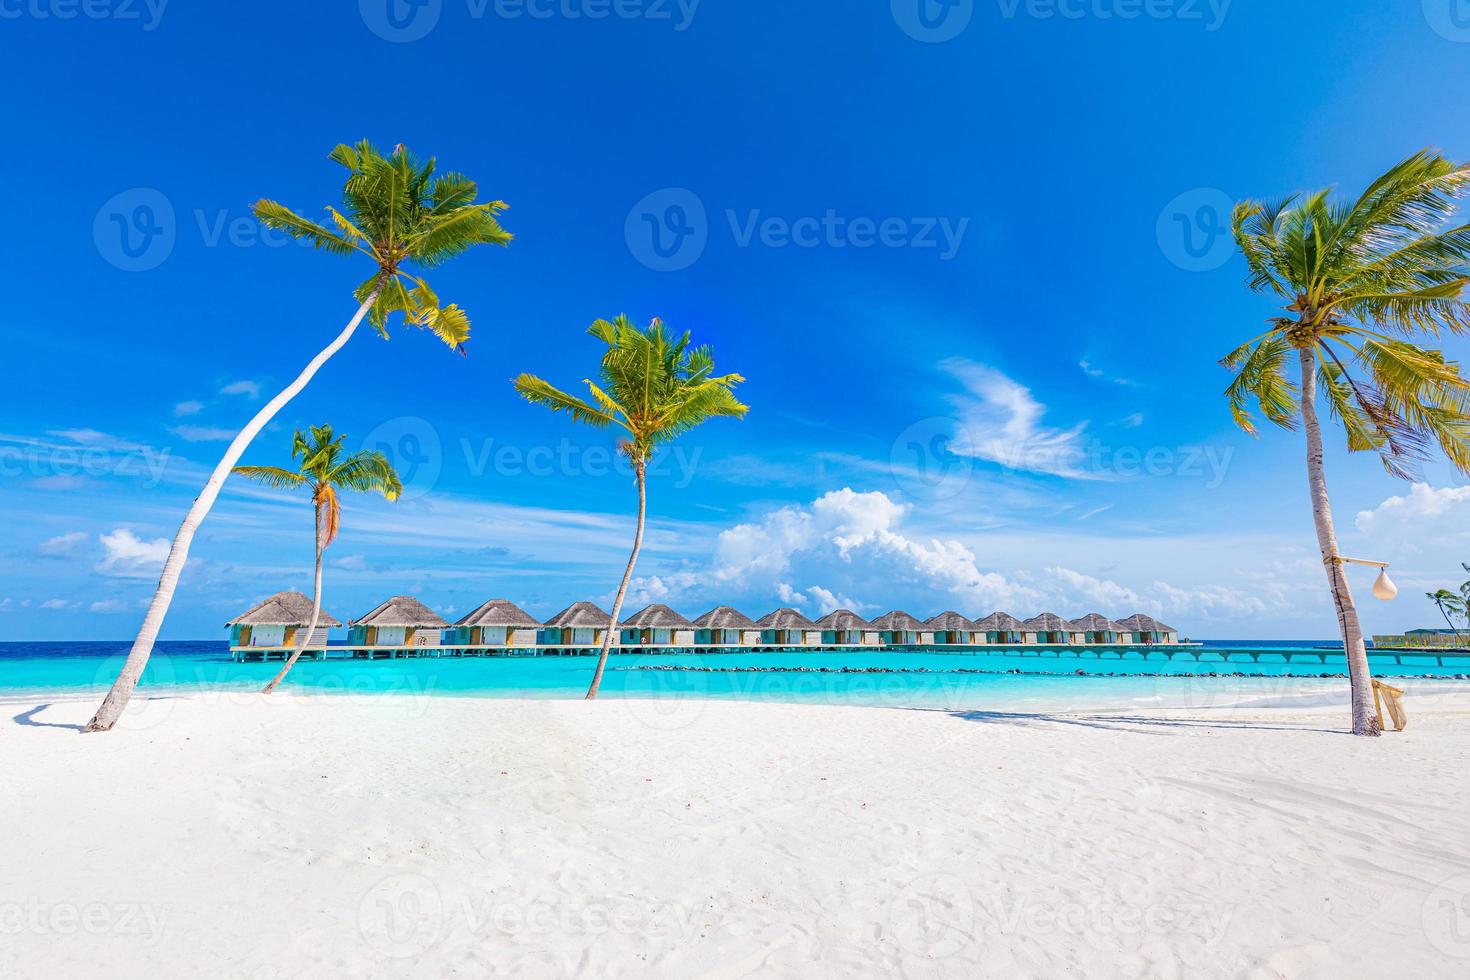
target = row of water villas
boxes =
[227,593,1182,661]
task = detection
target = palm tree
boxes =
[1223,149,1470,736]
[233,425,402,694]
[85,140,511,733]
[1426,589,1467,635]
[513,316,748,698]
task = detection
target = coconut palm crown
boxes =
[254,139,512,353]
[512,315,749,466]
[1223,149,1470,476]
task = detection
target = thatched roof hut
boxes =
[870,610,925,631]
[975,612,1025,632]
[815,609,872,630]
[350,595,447,627]
[227,591,341,628]
[1117,613,1178,634]
[1068,612,1121,633]
[691,606,758,629]
[454,599,541,629]
[620,603,694,628]
[1022,612,1070,632]
[757,607,818,630]
[925,611,978,631]
[543,601,614,628]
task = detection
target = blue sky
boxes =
[3,0,1470,640]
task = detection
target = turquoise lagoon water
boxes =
[4,640,1468,712]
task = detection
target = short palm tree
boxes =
[233,425,402,694]
[513,316,748,698]
[86,140,510,733]
[1223,149,1470,736]
[1426,589,1467,635]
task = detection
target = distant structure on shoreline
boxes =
[226,593,1182,661]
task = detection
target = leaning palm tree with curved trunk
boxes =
[233,425,402,694]
[85,140,511,733]
[1224,149,1470,736]
[513,316,748,698]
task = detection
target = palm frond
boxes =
[231,465,308,490]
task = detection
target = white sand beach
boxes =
[4,693,1469,978]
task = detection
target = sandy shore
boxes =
[3,692,1469,978]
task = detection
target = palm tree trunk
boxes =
[586,460,647,699]
[84,281,385,733]
[262,502,325,695]
[1298,345,1380,737]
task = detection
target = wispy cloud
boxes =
[939,359,1106,481]
[1079,359,1135,386]
[169,425,238,443]
[173,400,204,417]
[220,380,261,399]
[37,531,88,557]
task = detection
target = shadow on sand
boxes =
[914,707,1345,737]
[11,704,86,732]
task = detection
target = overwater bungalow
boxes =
[227,591,341,651]
[758,607,822,646]
[1068,612,1123,645]
[871,610,926,646]
[542,601,617,647]
[348,595,448,649]
[446,599,541,650]
[816,609,880,646]
[620,603,696,647]
[1022,613,1071,644]
[974,612,1025,645]
[692,606,762,646]
[1116,613,1180,645]
[925,611,980,645]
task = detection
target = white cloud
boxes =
[37,532,87,557]
[90,599,129,613]
[169,425,237,442]
[96,528,170,578]
[1120,413,1145,428]
[220,380,261,399]
[40,598,76,611]
[939,359,1105,481]
[174,400,204,417]
[1355,483,1470,537]
[1079,359,1135,386]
